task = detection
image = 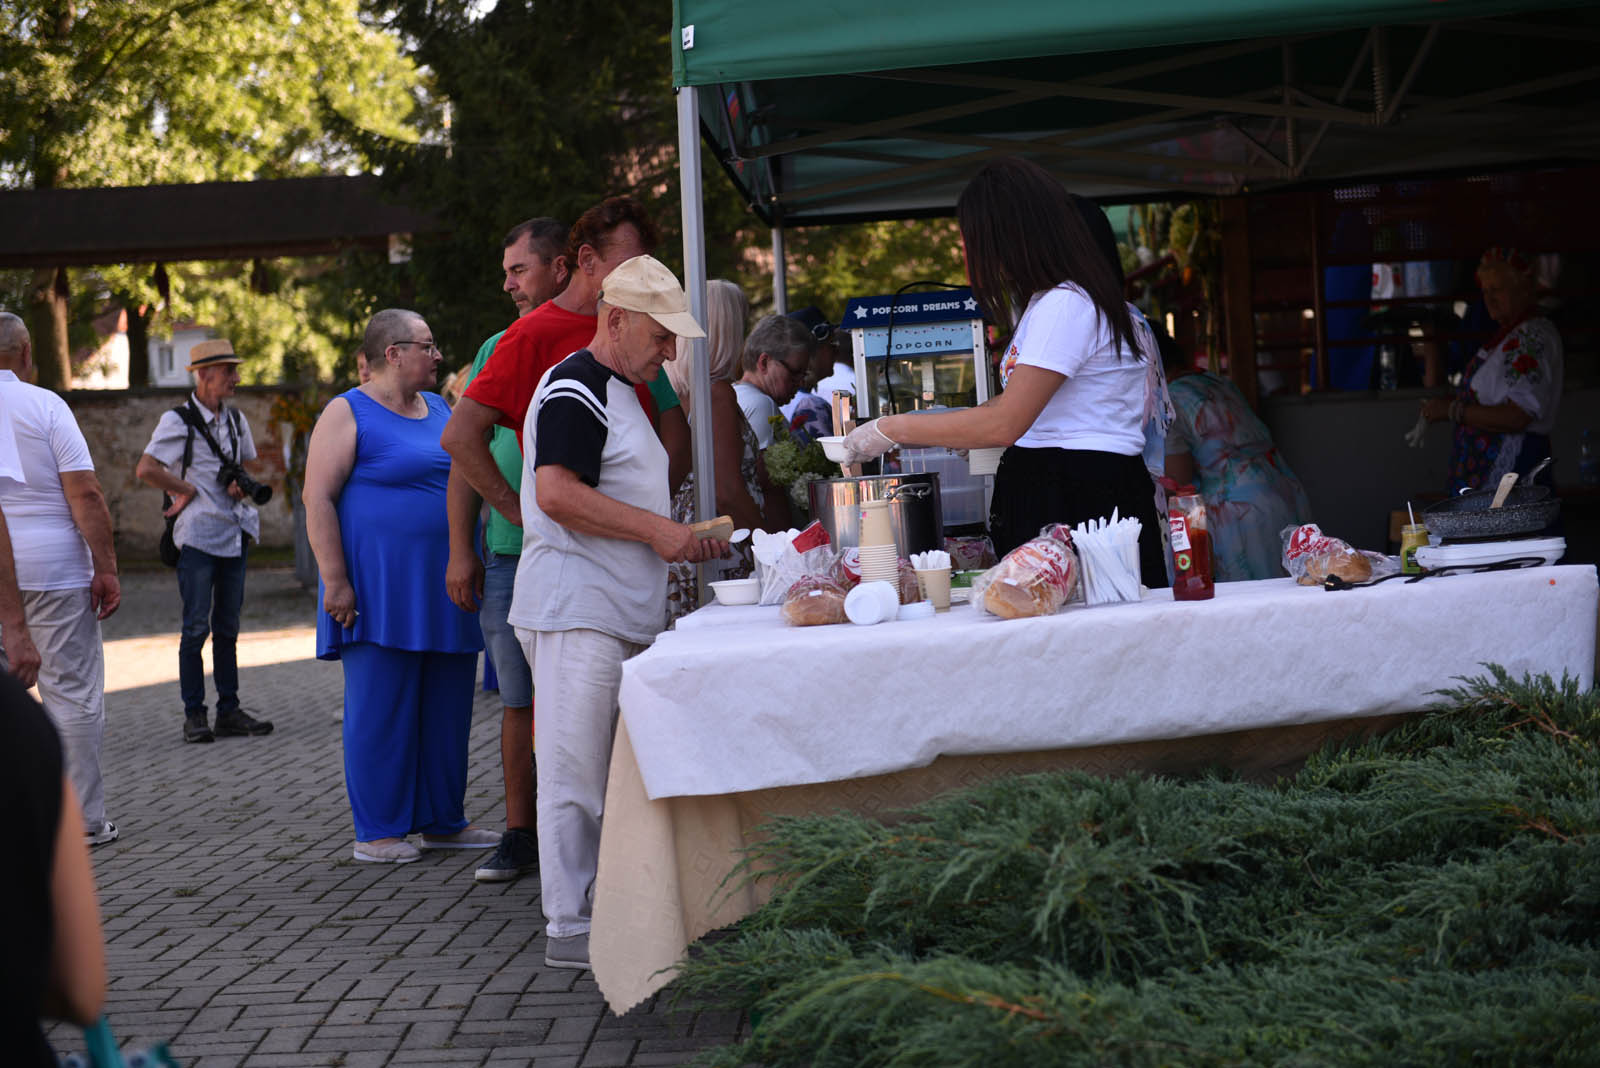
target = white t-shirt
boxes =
[814,362,856,402]
[1000,285,1148,454]
[734,380,781,449]
[512,350,670,645]
[0,370,95,590]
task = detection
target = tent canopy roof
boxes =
[673,0,1600,222]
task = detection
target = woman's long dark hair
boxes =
[957,157,1140,360]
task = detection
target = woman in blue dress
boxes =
[1159,332,1312,581]
[303,309,489,864]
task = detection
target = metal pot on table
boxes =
[808,473,944,555]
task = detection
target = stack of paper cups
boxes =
[858,500,900,587]
[859,500,894,547]
[858,543,900,586]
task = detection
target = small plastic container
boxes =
[844,580,900,625]
[708,578,761,605]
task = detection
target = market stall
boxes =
[591,563,1597,1011]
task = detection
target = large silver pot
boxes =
[808,473,944,555]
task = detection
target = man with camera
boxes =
[136,339,275,744]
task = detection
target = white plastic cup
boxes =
[845,580,899,625]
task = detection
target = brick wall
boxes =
[64,387,299,557]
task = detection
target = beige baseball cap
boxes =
[186,338,242,371]
[598,256,706,339]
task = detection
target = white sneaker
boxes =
[86,821,119,847]
[419,826,500,850]
[353,839,422,863]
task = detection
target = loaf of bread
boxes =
[978,525,1079,619]
[781,576,849,626]
[1299,548,1373,585]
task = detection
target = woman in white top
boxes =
[842,157,1167,584]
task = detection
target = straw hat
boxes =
[186,339,242,372]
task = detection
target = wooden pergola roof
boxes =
[0,176,442,268]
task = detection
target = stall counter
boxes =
[594,565,1597,1012]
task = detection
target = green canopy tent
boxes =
[668,0,1600,537]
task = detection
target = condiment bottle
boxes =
[1400,523,1428,575]
[1166,485,1215,601]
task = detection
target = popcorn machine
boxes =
[839,287,992,418]
[826,288,997,535]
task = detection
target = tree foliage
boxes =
[0,0,422,387]
[673,668,1600,1066]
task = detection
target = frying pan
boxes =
[1421,484,1559,538]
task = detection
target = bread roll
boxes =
[1299,548,1373,585]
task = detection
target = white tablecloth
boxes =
[595,565,1596,1013]
[619,567,1598,801]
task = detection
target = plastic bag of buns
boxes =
[1281,523,1388,585]
[781,575,849,626]
[971,524,1080,619]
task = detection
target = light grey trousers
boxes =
[516,626,644,940]
[0,587,108,831]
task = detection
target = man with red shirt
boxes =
[441,197,689,886]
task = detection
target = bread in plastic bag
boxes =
[1280,523,1396,585]
[780,575,848,626]
[971,524,1080,618]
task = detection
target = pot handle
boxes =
[886,483,934,501]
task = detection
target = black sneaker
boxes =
[475,827,539,883]
[183,714,214,744]
[215,708,274,737]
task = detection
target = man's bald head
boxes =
[0,312,29,371]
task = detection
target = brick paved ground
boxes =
[49,565,745,1068]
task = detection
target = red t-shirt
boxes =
[463,300,658,449]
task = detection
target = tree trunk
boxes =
[126,301,152,388]
[28,267,72,391]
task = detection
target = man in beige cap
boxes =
[508,254,725,970]
[136,339,274,743]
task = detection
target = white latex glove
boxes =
[1403,411,1428,448]
[841,419,898,464]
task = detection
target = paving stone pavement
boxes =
[50,565,745,1068]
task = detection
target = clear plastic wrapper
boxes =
[753,521,837,605]
[780,575,849,626]
[971,523,1080,619]
[1280,523,1398,586]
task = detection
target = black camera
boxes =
[218,462,273,506]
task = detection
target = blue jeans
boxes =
[480,552,533,709]
[177,543,248,718]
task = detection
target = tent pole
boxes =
[772,222,788,313]
[677,86,716,595]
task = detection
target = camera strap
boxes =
[179,398,239,468]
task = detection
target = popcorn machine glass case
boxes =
[840,288,991,418]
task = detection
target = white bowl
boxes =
[708,578,761,606]
[818,435,849,462]
[844,580,899,625]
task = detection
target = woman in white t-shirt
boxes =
[842,157,1167,584]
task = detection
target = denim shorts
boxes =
[480,552,533,709]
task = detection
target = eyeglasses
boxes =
[779,358,810,379]
[392,340,438,355]
[810,322,834,342]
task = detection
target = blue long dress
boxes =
[316,388,483,841]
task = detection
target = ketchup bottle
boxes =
[1166,485,1215,601]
